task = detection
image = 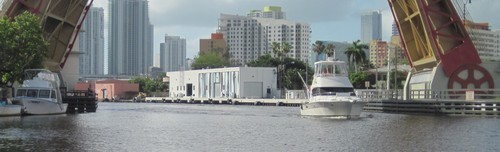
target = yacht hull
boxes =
[13,99,67,115]
[300,101,367,118]
[0,105,22,116]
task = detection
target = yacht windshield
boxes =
[315,62,347,76]
[312,87,355,96]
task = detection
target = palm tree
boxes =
[312,41,325,61]
[281,42,292,58]
[271,42,281,58]
[325,43,335,58]
[271,42,292,60]
[345,40,368,72]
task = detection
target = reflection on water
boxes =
[1,102,500,151]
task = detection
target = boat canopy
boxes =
[23,69,61,88]
[314,61,348,77]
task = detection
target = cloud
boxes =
[148,0,356,28]
[153,25,215,58]
[92,0,500,61]
[381,9,393,41]
[467,0,500,29]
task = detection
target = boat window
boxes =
[51,90,56,99]
[17,89,27,97]
[27,89,38,97]
[334,65,345,74]
[39,90,50,98]
[312,87,355,96]
[315,63,347,76]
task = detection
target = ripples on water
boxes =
[1,102,500,151]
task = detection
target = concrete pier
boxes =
[364,100,500,116]
[141,96,500,117]
[144,97,304,107]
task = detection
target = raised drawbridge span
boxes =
[1,0,94,72]
[388,0,499,99]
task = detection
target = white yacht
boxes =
[11,69,67,115]
[300,58,367,118]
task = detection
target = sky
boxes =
[92,0,500,62]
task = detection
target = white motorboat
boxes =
[11,69,67,115]
[300,58,367,118]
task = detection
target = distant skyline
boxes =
[360,10,382,44]
[79,7,105,75]
[93,0,500,60]
[107,0,154,75]
[160,35,186,72]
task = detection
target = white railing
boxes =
[408,89,500,101]
[357,89,403,101]
[357,89,500,102]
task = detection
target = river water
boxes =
[1,102,500,152]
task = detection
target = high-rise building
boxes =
[247,6,286,19]
[464,20,500,61]
[108,0,154,76]
[160,35,186,72]
[79,7,104,75]
[392,21,399,36]
[370,40,388,68]
[361,10,382,44]
[218,7,311,65]
[388,35,407,64]
[199,33,228,56]
[154,52,160,68]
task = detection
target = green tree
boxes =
[130,77,166,95]
[349,71,369,89]
[271,42,292,60]
[325,43,335,58]
[247,54,281,67]
[281,42,292,58]
[345,40,368,72]
[129,77,149,92]
[281,58,313,90]
[191,51,229,69]
[312,41,325,61]
[0,12,48,95]
[212,47,229,60]
[248,55,313,90]
[388,69,406,89]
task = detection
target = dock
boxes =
[137,89,500,117]
[143,97,304,107]
[364,100,500,116]
[62,89,98,113]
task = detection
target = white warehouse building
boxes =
[167,67,278,99]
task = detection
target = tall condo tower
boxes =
[160,35,186,72]
[361,10,382,44]
[108,0,154,76]
[79,7,105,76]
